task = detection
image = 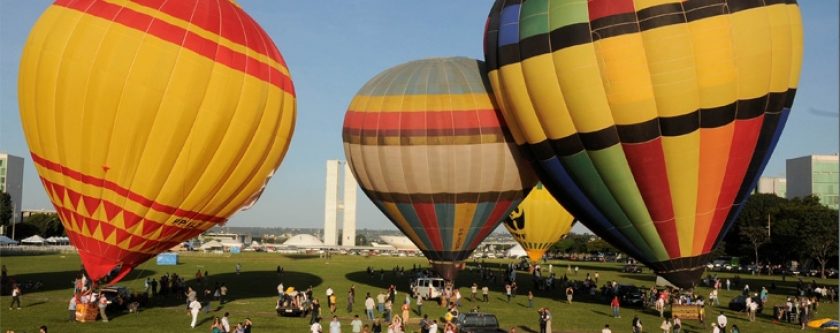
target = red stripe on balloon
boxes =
[412,203,444,251]
[130,0,287,67]
[31,153,228,223]
[621,139,681,258]
[54,0,295,96]
[703,117,764,252]
[343,109,504,132]
[587,0,635,21]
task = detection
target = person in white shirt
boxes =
[350,315,363,333]
[602,324,612,333]
[329,315,341,333]
[277,283,284,297]
[365,295,376,320]
[311,318,323,333]
[221,312,231,332]
[428,320,439,333]
[717,312,727,329]
[188,299,202,328]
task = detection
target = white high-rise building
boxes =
[323,160,358,246]
[0,153,24,224]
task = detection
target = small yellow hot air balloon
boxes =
[503,184,575,264]
[18,0,295,282]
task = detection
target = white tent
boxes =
[0,235,18,245]
[45,236,70,244]
[200,240,223,250]
[21,235,46,245]
[505,243,527,258]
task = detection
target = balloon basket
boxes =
[75,303,99,322]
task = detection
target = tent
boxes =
[21,235,46,245]
[46,236,70,244]
[505,244,527,258]
[0,235,18,245]
[199,240,223,251]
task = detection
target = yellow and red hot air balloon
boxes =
[484,0,802,287]
[503,183,575,264]
[18,0,295,282]
[343,57,537,281]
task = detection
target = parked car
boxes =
[411,277,445,299]
[622,265,643,273]
[456,312,507,333]
[616,285,645,308]
[728,295,764,313]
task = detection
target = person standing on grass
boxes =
[416,293,424,315]
[221,312,231,332]
[68,295,77,322]
[672,316,681,333]
[482,285,489,302]
[401,301,410,325]
[351,315,363,333]
[528,290,534,308]
[347,288,355,313]
[419,314,429,333]
[377,291,386,314]
[330,315,342,333]
[235,263,241,275]
[632,315,643,333]
[371,318,382,333]
[660,318,672,333]
[189,298,202,328]
[9,284,21,310]
[330,293,338,314]
[365,294,376,320]
[97,292,110,322]
[505,284,512,303]
[610,296,621,318]
[602,324,611,333]
[427,319,438,333]
[471,283,478,302]
[311,299,321,325]
[311,317,323,333]
[565,286,574,304]
[220,283,228,305]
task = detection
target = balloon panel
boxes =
[484,0,802,287]
[343,57,536,278]
[19,0,295,281]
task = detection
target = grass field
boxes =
[0,252,836,333]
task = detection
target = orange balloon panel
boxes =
[18,0,295,282]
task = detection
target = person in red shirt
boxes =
[610,296,621,318]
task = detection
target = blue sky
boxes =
[0,1,837,233]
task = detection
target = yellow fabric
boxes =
[504,185,575,263]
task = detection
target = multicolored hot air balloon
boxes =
[484,0,802,287]
[503,183,575,264]
[343,57,537,280]
[18,0,295,282]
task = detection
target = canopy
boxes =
[0,235,18,245]
[21,235,46,244]
[45,236,70,244]
[200,240,223,250]
[505,244,527,258]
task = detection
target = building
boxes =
[755,176,787,198]
[0,153,24,224]
[786,154,839,209]
[323,160,358,246]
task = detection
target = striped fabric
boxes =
[484,0,802,287]
[18,0,295,282]
[343,57,536,278]
[503,183,575,263]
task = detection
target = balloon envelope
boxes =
[484,0,802,287]
[503,183,575,264]
[18,0,295,282]
[343,57,536,280]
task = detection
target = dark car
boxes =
[622,265,643,273]
[728,295,763,313]
[456,312,507,333]
[616,285,645,307]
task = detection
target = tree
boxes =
[0,191,11,227]
[23,213,65,237]
[789,197,839,278]
[739,225,769,267]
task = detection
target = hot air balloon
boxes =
[503,183,575,264]
[343,57,537,280]
[484,0,802,287]
[18,0,295,282]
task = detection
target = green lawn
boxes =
[0,252,836,332]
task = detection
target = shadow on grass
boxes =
[618,273,655,282]
[140,270,323,310]
[3,270,154,294]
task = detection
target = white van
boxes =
[410,277,445,299]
